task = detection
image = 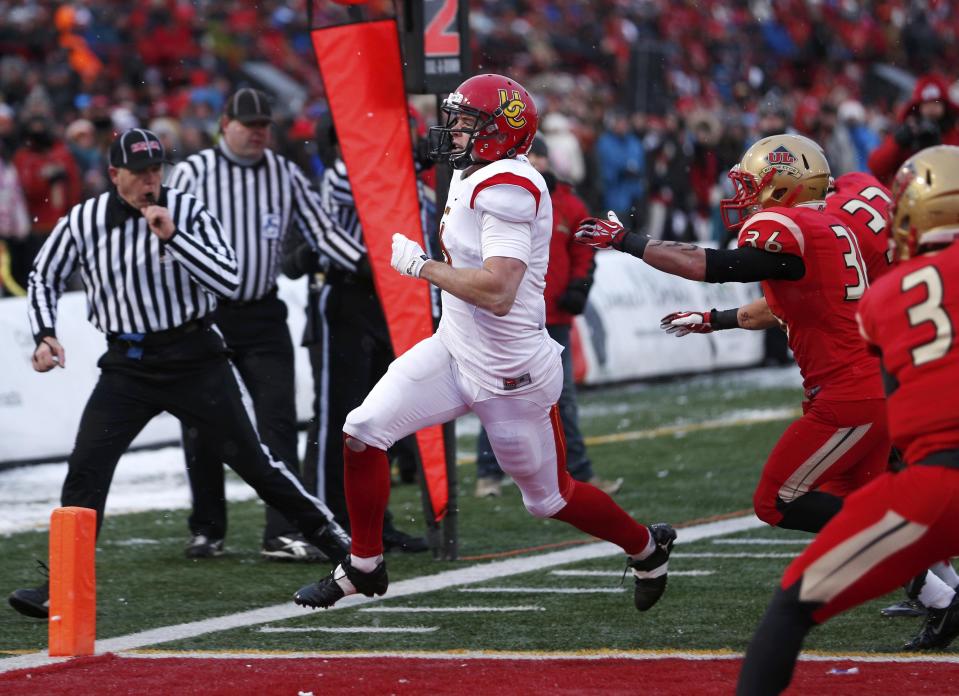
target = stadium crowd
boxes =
[0,0,957,287]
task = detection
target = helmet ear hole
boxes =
[801,154,810,169]
[771,187,789,200]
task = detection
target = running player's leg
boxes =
[738,466,959,696]
[342,335,471,558]
[293,336,471,609]
[753,398,887,532]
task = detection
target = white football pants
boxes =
[344,334,567,517]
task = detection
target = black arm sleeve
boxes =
[703,246,805,283]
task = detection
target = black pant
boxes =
[183,293,302,541]
[63,322,337,542]
[302,281,414,532]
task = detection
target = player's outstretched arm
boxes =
[575,211,706,281]
[737,297,780,330]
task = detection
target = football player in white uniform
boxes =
[293,74,675,612]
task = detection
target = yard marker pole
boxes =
[48,506,96,657]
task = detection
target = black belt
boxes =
[107,318,209,357]
[915,449,959,469]
[325,267,374,289]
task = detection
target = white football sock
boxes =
[919,571,955,610]
[350,554,383,573]
[629,531,657,562]
[931,561,959,590]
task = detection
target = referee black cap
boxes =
[109,128,170,171]
[225,88,273,125]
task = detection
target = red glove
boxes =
[660,311,713,337]
[575,211,627,249]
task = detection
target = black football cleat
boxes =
[382,528,429,554]
[627,523,677,612]
[261,533,328,562]
[305,522,351,565]
[903,594,959,650]
[881,598,927,619]
[9,581,50,619]
[294,556,389,610]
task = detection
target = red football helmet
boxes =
[428,74,538,170]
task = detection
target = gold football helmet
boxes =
[889,145,959,261]
[720,134,831,230]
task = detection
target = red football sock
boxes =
[343,436,390,558]
[550,479,650,555]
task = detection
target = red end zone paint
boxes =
[2,654,958,695]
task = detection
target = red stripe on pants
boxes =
[547,404,650,555]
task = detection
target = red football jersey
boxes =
[826,172,893,283]
[858,243,959,464]
[738,204,883,401]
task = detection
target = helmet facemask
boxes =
[721,166,771,230]
[428,102,496,170]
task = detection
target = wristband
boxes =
[618,231,650,258]
[709,308,740,330]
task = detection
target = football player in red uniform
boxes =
[577,134,890,534]
[737,145,959,695]
[827,171,893,282]
[830,172,959,619]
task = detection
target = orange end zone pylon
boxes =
[48,506,96,657]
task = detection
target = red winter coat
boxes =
[868,74,959,185]
[13,142,82,235]
[545,181,595,326]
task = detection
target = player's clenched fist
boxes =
[391,233,429,278]
[575,211,627,249]
[660,311,714,337]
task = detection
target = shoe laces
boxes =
[35,558,50,579]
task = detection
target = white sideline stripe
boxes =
[672,552,796,559]
[460,587,624,594]
[258,626,438,634]
[712,539,809,545]
[0,514,765,675]
[551,570,715,578]
[359,606,546,613]
[93,649,959,665]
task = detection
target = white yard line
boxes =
[85,649,959,664]
[459,587,625,594]
[258,626,438,634]
[551,570,715,577]
[712,539,809,545]
[0,514,764,674]
[359,606,546,613]
[672,552,796,559]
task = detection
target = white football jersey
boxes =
[435,156,562,395]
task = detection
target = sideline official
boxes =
[167,89,364,561]
[8,129,349,620]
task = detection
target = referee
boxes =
[283,124,432,552]
[167,89,364,561]
[8,128,348,619]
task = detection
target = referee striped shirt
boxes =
[168,145,364,301]
[27,187,238,342]
[321,158,438,315]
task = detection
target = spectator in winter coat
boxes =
[595,110,645,221]
[868,74,959,184]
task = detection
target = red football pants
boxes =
[782,465,959,623]
[753,398,889,526]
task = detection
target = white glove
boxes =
[391,233,429,278]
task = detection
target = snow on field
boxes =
[0,365,801,536]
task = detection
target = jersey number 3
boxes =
[832,225,868,301]
[902,266,954,366]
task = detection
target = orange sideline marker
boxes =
[48,506,96,656]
